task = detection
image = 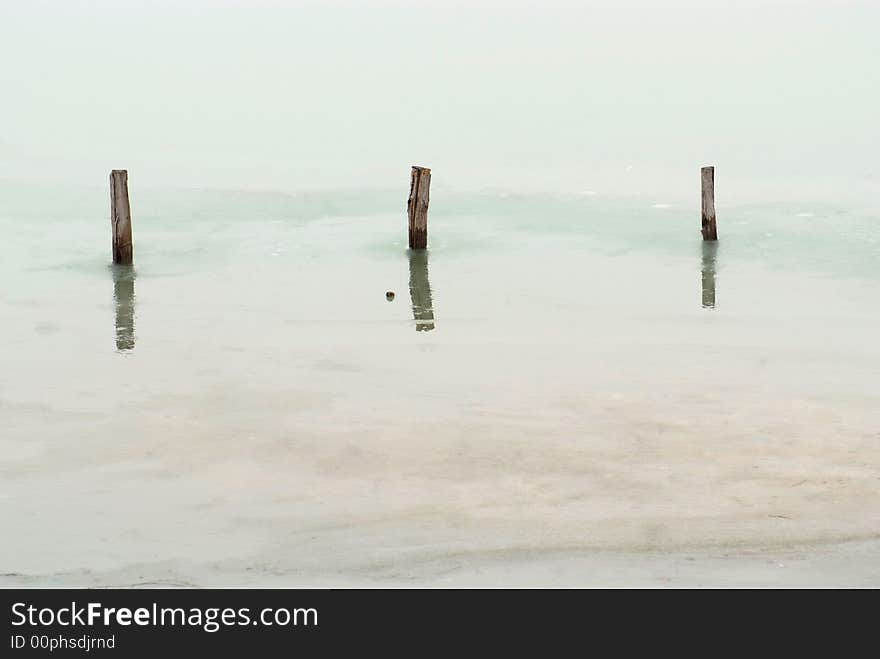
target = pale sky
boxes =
[1,0,877,200]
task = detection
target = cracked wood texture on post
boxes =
[701,165,717,241]
[110,170,133,264]
[407,166,431,249]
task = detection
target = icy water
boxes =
[1,180,879,586]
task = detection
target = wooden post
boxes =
[407,166,431,249]
[701,166,717,241]
[110,170,133,264]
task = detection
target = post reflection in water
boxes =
[701,241,718,309]
[112,264,136,351]
[408,250,435,331]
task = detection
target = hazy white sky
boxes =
[1,1,877,199]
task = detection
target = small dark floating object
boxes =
[385,291,395,301]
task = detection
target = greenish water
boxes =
[2,180,879,585]
[2,179,879,405]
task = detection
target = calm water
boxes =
[1,179,879,584]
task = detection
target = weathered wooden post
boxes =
[701,166,717,241]
[407,165,431,249]
[110,170,133,264]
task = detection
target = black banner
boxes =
[0,588,873,655]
